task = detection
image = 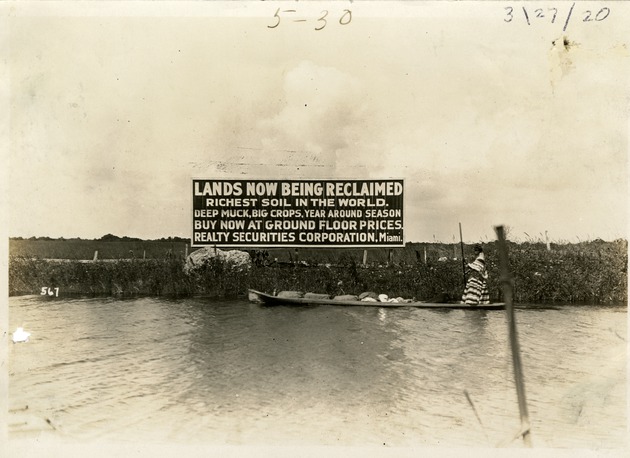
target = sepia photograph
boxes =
[2,1,628,457]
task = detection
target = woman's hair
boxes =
[474,244,483,253]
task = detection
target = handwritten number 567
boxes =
[41,287,59,297]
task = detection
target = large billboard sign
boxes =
[192,179,404,247]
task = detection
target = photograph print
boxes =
[4,1,628,457]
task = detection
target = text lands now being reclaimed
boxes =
[192,179,404,247]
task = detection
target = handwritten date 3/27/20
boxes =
[268,8,352,30]
[504,3,610,31]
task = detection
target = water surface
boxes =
[8,296,627,450]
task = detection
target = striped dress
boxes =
[462,258,490,305]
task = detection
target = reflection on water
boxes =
[8,296,626,448]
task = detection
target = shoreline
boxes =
[9,243,628,304]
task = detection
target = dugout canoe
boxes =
[248,290,505,310]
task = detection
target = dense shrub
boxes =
[9,258,193,297]
[8,239,627,304]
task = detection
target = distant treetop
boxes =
[99,234,143,242]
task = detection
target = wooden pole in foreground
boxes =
[495,225,532,447]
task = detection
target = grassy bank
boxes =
[9,238,189,260]
[8,239,627,304]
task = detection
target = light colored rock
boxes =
[184,247,251,273]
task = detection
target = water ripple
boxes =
[8,297,626,448]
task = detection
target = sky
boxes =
[5,1,629,243]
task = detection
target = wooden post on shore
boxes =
[459,223,466,289]
[143,250,146,260]
[362,249,368,266]
[495,225,532,447]
[388,249,393,265]
[423,247,427,264]
[545,231,551,252]
[185,244,189,258]
[93,250,98,261]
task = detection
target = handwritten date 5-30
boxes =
[268,8,352,31]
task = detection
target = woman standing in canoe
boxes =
[462,244,490,305]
